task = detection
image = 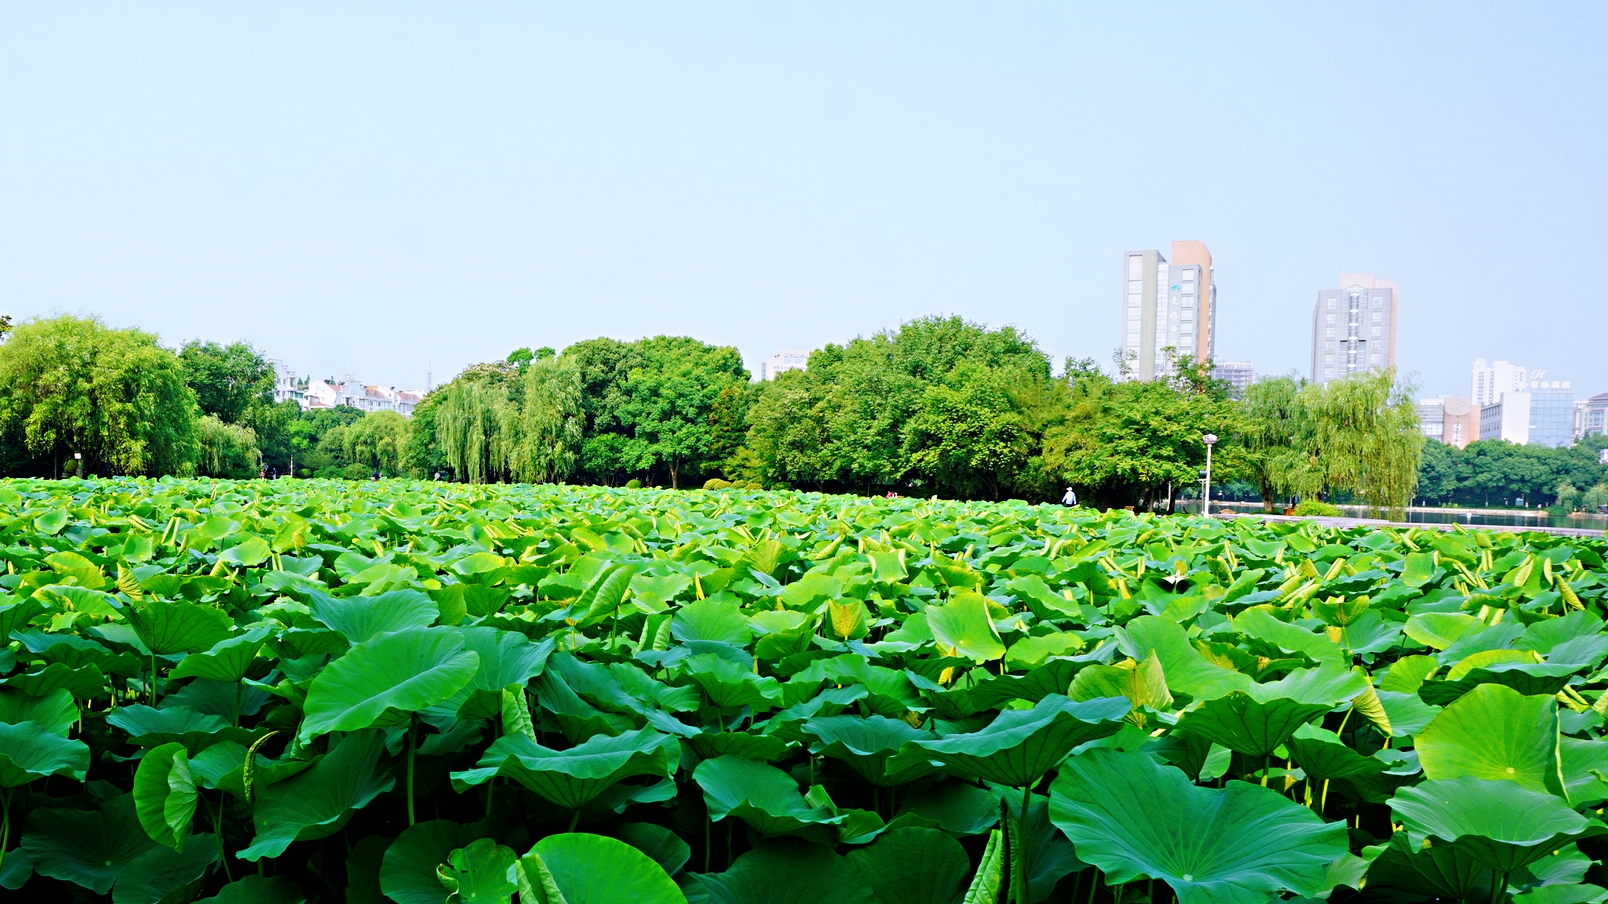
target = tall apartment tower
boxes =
[1310,274,1398,385]
[1118,241,1217,381]
[1470,359,1528,408]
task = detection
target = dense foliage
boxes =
[1418,436,1608,511]
[0,478,1605,903]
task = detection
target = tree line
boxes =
[0,312,1544,516]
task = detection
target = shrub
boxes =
[703,478,734,490]
[1293,499,1342,517]
[624,478,642,489]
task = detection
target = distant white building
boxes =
[274,362,424,417]
[759,351,809,381]
[1471,359,1529,408]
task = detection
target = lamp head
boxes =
[1202,434,1218,446]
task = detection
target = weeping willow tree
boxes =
[508,356,583,484]
[1304,371,1423,517]
[1238,371,1423,517]
[435,378,516,484]
[1239,376,1323,511]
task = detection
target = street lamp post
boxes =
[1201,434,1218,517]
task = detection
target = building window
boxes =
[1371,326,1382,337]
[1326,312,1336,324]
[1373,296,1384,309]
[1372,311,1382,322]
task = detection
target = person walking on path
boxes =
[1061,487,1078,507]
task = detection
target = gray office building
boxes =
[1311,274,1398,385]
[1529,383,1576,448]
[1119,241,1217,381]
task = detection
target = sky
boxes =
[2,5,1604,398]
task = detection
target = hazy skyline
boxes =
[3,5,1605,398]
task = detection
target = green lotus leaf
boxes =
[0,686,76,737]
[692,840,871,904]
[306,589,439,643]
[996,786,1090,903]
[1389,777,1607,874]
[1401,551,1439,587]
[573,562,637,627]
[844,827,970,904]
[111,835,220,904]
[801,715,936,786]
[966,657,1096,710]
[1360,833,1493,904]
[680,652,783,711]
[298,627,479,741]
[1069,652,1172,713]
[1049,748,1349,904]
[892,694,1129,788]
[962,829,1005,904]
[106,704,242,753]
[1117,615,1254,699]
[21,794,158,894]
[125,601,235,655]
[218,535,272,567]
[1234,607,1345,666]
[0,719,90,787]
[237,730,395,861]
[672,597,753,646]
[927,591,1006,663]
[685,730,792,762]
[448,627,556,719]
[194,875,308,904]
[439,837,517,904]
[1563,736,1608,807]
[132,742,197,851]
[0,661,108,699]
[1175,663,1366,759]
[1415,683,1563,795]
[615,822,690,877]
[379,819,471,904]
[1286,723,1389,782]
[894,783,1002,836]
[693,755,846,837]
[170,625,274,683]
[514,833,685,904]
[450,726,677,809]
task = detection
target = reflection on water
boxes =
[1175,499,1608,532]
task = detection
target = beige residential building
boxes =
[1118,240,1218,381]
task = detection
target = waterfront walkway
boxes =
[1217,511,1605,539]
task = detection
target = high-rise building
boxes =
[1471,359,1529,408]
[1119,241,1217,381]
[1310,274,1397,385]
[758,351,809,381]
[1211,361,1256,399]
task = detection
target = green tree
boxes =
[1042,363,1237,510]
[617,337,749,488]
[508,355,584,484]
[344,411,411,477]
[1238,376,1322,511]
[0,315,199,476]
[1302,371,1423,516]
[178,340,274,425]
[434,376,516,484]
[403,392,453,479]
[195,415,260,478]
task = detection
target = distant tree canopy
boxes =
[0,312,1576,516]
[0,315,199,476]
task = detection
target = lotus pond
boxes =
[0,478,1605,904]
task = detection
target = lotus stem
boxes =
[406,715,417,826]
[1015,784,1031,904]
[568,810,580,833]
[0,789,10,873]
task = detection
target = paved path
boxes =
[1216,511,1606,539]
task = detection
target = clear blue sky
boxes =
[2,5,1604,398]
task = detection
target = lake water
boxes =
[1177,499,1608,532]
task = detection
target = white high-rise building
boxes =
[1118,241,1217,381]
[758,351,809,381]
[1471,359,1529,408]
